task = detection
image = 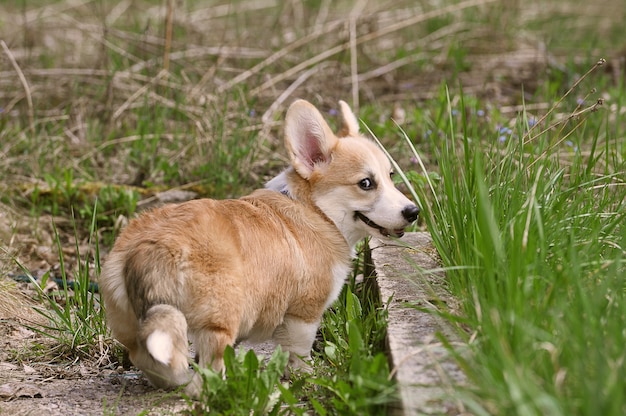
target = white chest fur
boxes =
[326,262,352,309]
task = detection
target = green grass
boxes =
[16,202,110,361]
[310,268,396,415]
[192,345,290,415]
[400,68,626,415]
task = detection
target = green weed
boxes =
[192,346,290,415]
[18,203,111,361]
[307,255,397,415]
[398,70,626,415]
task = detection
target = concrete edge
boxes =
[370,232,466,416]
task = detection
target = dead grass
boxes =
[0,281,37,322]
[0,203,42,323]
[0,0,624,314]
[0,0,623,323]
[0,1,562,130]
[0,3,490,236]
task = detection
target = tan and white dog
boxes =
[99,99,419,397]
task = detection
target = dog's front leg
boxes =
[272,316,318,374]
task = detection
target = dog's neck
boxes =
[265,168,358,253]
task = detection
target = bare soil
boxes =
[0,312,191,415]
[0,355,188,416]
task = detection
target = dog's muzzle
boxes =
[355,204,419,238]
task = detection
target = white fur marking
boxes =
[326,262,352,308]
[147,330,173,365]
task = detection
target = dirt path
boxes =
[0,303,188,416]
[0,306,282,416]
[0,367,187,415]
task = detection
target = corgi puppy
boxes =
[99,99,419,397]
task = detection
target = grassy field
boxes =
[1,0,625,414]
[403,67,626,415]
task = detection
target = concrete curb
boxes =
[370,232,466,416]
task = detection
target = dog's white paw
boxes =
[283,353,313,378]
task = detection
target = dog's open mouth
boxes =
[355,211,405,238]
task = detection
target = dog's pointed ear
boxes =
[285,100,338,179]
[337,100,360,137]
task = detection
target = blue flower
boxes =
[498,126,513,143]
[328,108,338,116]
[565,140,578,152]
[477,109,485,117]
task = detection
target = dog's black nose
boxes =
[402,205,420,223]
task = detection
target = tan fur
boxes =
[99,99,418,397]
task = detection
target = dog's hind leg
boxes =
[134,304,192,389]
[185,326,238,397]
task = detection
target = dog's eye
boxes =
[358,178,374,190]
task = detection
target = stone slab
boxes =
[370,232,466,416]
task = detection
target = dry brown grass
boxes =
[0,204,40,322]
[0,0,624,289]
[0,0,568,139]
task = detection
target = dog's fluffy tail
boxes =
[134,304,191,389]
